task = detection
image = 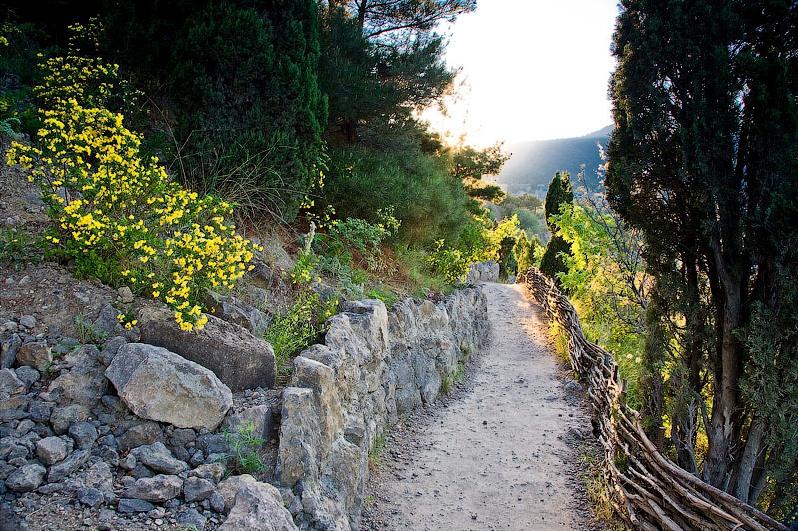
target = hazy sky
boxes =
[424,0,620,146]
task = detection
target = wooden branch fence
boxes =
[522,268,786,531]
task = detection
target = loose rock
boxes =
[106,343,232,430]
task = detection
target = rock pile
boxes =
[0,308,291,530]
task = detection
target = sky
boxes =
[423,0,620,146]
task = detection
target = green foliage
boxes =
[608,0,798,500]
[265,291,338,382]
[322,145,476,247]
[368,432,387,467]
[75,315,109,345]
[367,286,399,308]
[539,172,574,282]
[222,422,264,475]
[0,228,42,270]
[426,241,470,285]
[441,361,465,395]
[553,200,648,408]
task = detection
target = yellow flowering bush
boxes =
[5,31,259,332]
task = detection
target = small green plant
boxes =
[223,422,264,474]
[75,315,108,345]
[368,432,387,469]
[441,361,465,395]
[0,228,42,270]
[265,291,339,383]
[367,286,398,308]
[580,452,626,530]
[291,249,319,286]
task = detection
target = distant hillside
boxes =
[496,126,612,197]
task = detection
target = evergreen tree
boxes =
[607,0,798,509]
[539,171,573,282]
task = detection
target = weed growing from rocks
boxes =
[222,422,265,475]
[74,315,108,344]
[0,228,42,270]
[265,291,338,384]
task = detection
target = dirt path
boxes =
[362,282,600,531]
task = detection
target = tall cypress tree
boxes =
[539,171,573,283]
[607,0,798,509]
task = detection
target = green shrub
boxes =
[6,32,258,332]
[323,146,475,247]
[426,240,470,285]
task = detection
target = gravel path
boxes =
[362,282,601,530]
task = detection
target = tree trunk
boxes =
[733,416,765,503]
[703,270,742,490]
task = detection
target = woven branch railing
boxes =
[522,268,786,531]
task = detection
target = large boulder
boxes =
[105,343,232,430]
[138,307,276,391]
[219,479,298,531]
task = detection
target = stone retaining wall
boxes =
[276,286,490,530]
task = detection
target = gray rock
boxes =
[47,449,91,482]
[13,366,39,388]
[47,345,107,406]
[119,453,136,471]
[138,307,276,391]
[197,433,229,455]
[80,461,114,493]
[130,464,154,479]
[466,260,500,283]
[118,286,134,304]
[118,422,162,451]
[0,369,25,397]
[106,343,232,430]
[6,463,46,492]
[117,498,155,513]
[92,304,125,337]
[217,474,259,514]
[223,405,273,446]
[205,291,269,337]
[14,419,34,436]
[123,474,183,503]
[1,333,22,369]
[28,401,53,423]
[68,422,98,449]
[19,315,36,329]
[15,341,52,370]
[219,480,298,531]
[99,336,127,366]
[36,436,70,465]
[170,428,196,447]
[210,489,226,513]
[190,463,225,484]
[176,507,207,530]
[132,442,188,474]
[78,486,105,508]
[183,476,214,502]
[50,404,91,435]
